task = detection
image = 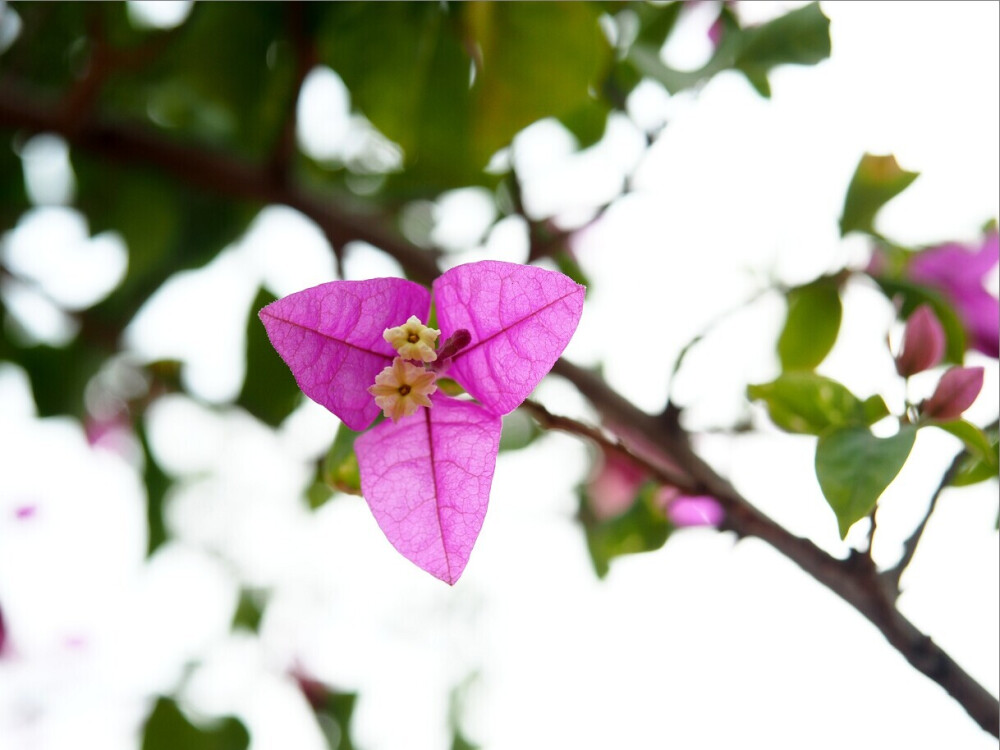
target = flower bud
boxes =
[659,489,725,527]
[921,366,984,421]
[895,304,946,377]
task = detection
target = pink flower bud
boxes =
[659,490,725,527]
[921,366,984,421]
[587,449,646,521]
[895,304,946,377]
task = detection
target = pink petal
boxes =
[260,278,431,430]
[433,261,585,416]
[355,395,502,584]
[922,366,985,421]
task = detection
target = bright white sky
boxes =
[1,2,998,749]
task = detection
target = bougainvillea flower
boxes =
[907,232,1000,358]
[895,304,946,377]
[921,366,984,421]
[260,261,585,583]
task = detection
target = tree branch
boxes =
[550,358,999,736]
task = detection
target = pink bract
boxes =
[259,278,430,431]
[260,261,585,583]
[356,395,502,584]
[907,232,999,358]
[434,261,586,416]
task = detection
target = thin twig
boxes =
[520,399,698,493]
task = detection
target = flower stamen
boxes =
[369,357,438,421]
[384,316,440,362]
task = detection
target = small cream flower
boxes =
[383,315,440,362]
[368,357,438,421]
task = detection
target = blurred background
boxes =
[0,2,997,749]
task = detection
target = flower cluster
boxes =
[260,261,585,583]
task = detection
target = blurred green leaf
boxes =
[0,137,28,229]
[142,697,249,750]
[815,425,916,538]
[74,156,257,327]
[315,3,475,190]
[628,3,829,98]
[465,2,611,157]
[777,278,842,371]
[929,420,999,469]
[733,2,831,96]
[840,153,919,236]
[323,422,362,496]
[553,250,592,293]
[238,288,303,426]
[499,408,541,452]
[950,423,1000,487]
[747,372,885,435]
[0,3,88,91]
[579,482,672,579]
[4,339,102,417]
[139,419,172,556]
[315,3,609,192]
[104,3,293,157]
[231,588,265,633]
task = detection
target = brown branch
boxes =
[549,358,999,737]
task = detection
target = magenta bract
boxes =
[260,278,431,431]
[907,232,999,358]
[260,261,585,583]
[434,261,587,416]
[356,395,502,584]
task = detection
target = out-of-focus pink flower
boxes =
[13,504,37,520]
[587,449,647,520]
[895,304,946,377]
[908,232,999,358]
[0,603,7,656]
[921,366,985,421]
[659,488,725,527]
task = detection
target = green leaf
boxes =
[815,426,916,538]
[103,3,293,157]
[747,372,883,435]
[628,3,829,98]
[322,423,362,496]
[929,420,998,467]
[238,289,303,427]
[315,3,474,191]
[139,419,173,556]
[777,278,842,371]
[839,153,919,236]
[552,250,592,293]
[315,3,611,192]
[872,276,966,364]
[951,422,999,487]
[465,2,611,160]
[733,2,831,96]
[74,156,257,328]
[142,697,249,750]
[499,408,541,452]
[231,588,265,633]
[579,483,672,579]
